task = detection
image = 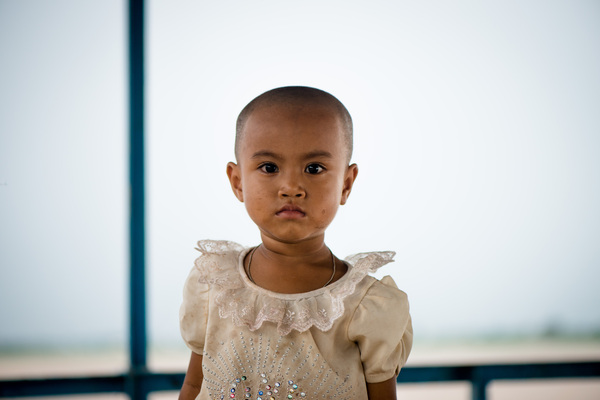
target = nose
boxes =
[278,171,306,198]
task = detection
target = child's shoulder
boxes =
[341,250,409,313]
[348,275,409,310]
[190,239,247,283]
[341,250,398,293]
[358,275,410,309]
[193,239,247,264]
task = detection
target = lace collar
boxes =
[194,240,395,336]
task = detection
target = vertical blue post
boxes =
[129,0,147,399]
[471,379,488,400]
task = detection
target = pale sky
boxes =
[1,0,599,349]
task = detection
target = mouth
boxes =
[276,204,305,219]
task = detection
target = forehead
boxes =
[240,103,346,157]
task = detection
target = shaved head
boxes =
[235,86,353,163]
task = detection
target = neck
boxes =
[258,234,330,261]
[245,234,343,294]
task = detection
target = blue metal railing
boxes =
[1,0,598,399]
[398,362,600,399]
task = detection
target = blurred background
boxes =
[1,0,599,397]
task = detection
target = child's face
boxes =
[227,103,358,247]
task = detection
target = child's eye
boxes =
[259,163,278,173]
[305,163,325,174]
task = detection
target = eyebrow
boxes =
[250,150,282,160]
[304,150,334,159]
[250,150,334,160]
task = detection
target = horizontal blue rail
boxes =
[398,361,600,383]
[1,361,599,400]
[398,361,600,399]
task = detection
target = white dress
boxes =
[180,240,413,400]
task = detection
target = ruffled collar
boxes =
[194,240,394,336]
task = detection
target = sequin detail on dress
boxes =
[193,240,395,336]
[202,332,355,399]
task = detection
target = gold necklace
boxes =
[246,245,337,288]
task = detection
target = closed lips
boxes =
[277,205,305,215]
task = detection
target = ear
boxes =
[340,163,358,205]
[226,162,244,202]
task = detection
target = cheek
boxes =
[245,194,267,212]
[242,177,270,201]
[316,195,341,223]
[313,207,339,230]
[243,185,272,217]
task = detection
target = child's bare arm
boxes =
[179,352,204,400]
[366,377,397,400]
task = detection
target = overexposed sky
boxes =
[1,0,599,348]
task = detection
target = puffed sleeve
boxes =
[347,275,413,383]
[179,266,210,355]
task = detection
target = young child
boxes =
[179,86,413,400]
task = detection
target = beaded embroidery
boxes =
[202,332,353,399]
[193,240,395,336]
